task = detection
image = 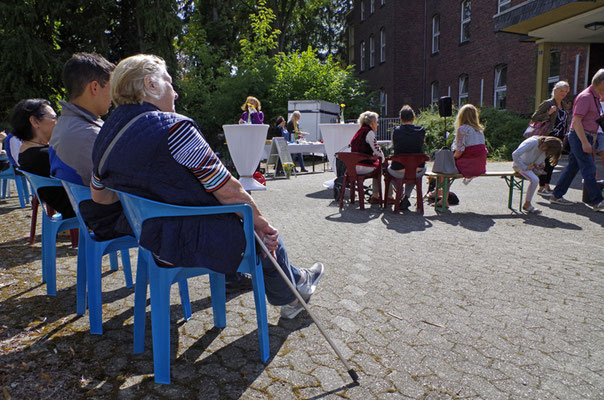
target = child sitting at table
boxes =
[512,136,562,214]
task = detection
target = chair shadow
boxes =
[0,235,77,270]
[305,189,335,200]
[325,205,384,224]
[381,211,432,233]
[0,285,319,398]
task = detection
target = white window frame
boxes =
[494,65,507,110]
[458,74,469,105]
[498,0,511,13]
[380,28,386,63]
[369,35,375,68]
[379,90,388,116]
[431,81,439,104]
[360,41,366,72]
[370,0,375,14]
[460,0,471,43]
[432,15,440,54]
[360,1,365,21]
[548,50,561,93]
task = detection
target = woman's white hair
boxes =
[551,81,569,98]
[357,111,379,126]
[110,54,167,106]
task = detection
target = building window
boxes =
[370,0,374,14]
[494,64,507,109]
[380,28,386,63]
[432,15,440,54]
[498,0,511,13]
[460,0,471,43]
[379,89,388,116]
[548,50,561,93]
[360,41,366,71]
[360,1,365,21]
[431,81,439,104]
[369,35,375,68]
[458,74,469,105]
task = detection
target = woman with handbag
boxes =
[452,104,488,180]
[530,81,570,196]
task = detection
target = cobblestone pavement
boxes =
[1,160,603,399]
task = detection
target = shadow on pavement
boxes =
[381,212,432,233]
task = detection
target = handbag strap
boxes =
[97,111,156,177]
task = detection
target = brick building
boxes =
[347,0,600,117]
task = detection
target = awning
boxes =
[494,0,604,43]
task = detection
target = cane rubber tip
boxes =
[348,369,359,382]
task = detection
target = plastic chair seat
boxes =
[60,180,136,334]
[335,152,383,210]
[114,190,269,384]
[383,153,430,214]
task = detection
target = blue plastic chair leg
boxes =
[149,267,173,384]
[209,273,226,328]
[177,280,192,321]
[133,254,149,354]
[87,240,104,335]
[120,249,133,288]
[109,252,119,271]
[42,217,58,296]
[76,229,87,316]
[14,176,27,208]
[251,262,269,362]
[1,179,6,198]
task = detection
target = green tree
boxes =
[269,46,371,119]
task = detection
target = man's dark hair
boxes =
[10,99,51,141]
[62,52,115,100]
[399,105,415,122]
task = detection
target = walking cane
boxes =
[254,231,360,384]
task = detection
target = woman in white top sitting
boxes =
[350,111,385,204]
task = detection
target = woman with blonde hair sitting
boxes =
[452,104,488,180]
[350,111,385,204]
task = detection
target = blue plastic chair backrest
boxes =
[59,179,94,230]
[112,189,256,258]
[17,169,62,204]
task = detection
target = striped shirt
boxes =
[92,120,231,192]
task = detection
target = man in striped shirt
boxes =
[91,54,324,319]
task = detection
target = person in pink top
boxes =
[549,69,604,211]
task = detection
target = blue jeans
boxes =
[261,236,302,306]
[552,131,603,205]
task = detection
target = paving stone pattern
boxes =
[0,160,603,399]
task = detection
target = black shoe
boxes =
[225,273,253,293]
[399,196,411,210]
[300,168,309,173]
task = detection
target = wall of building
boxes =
[348,0,590,117]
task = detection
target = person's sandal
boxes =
[523,205,542,214]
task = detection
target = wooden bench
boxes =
[425,171,525,212]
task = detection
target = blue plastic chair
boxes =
[114,189,269,384]
[17,170,84,310]
[0,164,30,208]
[60,180,136,334]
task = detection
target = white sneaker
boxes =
[280,263,325,319]
[592,199,604,212]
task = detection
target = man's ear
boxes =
[88,81,100,96]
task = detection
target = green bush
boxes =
[413,106,529,160]
[480,107,530,160]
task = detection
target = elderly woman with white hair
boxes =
[530,80,570,195]
[350,111,386,204]
[90,54,324,319]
